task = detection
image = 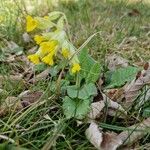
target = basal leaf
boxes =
[63,96,90,119]
[79,49,101,83]
[67,85,78,98]
[78,83,97,99]
[34,63,47,73]
[48,11,61,20]
[63,96,76,119]
[86,62,101,83]
[105,66,139,88]
[76,99,90,119]
[57,16,64,30]
[67,83,97,100]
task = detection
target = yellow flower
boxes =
[44,16,49,19]
[34,35,45,44]
[71,63,81,74]
[27,54,40,64]
[42,53,54,65]
[62,48,70,59]
[26,15,38,32]
[40,40,58,56]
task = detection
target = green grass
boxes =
[0,0,150,149]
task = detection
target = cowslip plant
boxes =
[26,11,101,119]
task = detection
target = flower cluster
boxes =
[26,13,81,74]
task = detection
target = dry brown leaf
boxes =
[29,68,50,83]
[22,32,31,43]
[123,62,150,107]
[0,96,23,117]
[0,74,23,86]
[88,93,127,120]
[102,93,127,114]
[88,101,105,120]
[85,122,122,150]
[0,74,23,81]
[0,54,16,63]
[106,87,124,101]
[19,90,43,106]
[27,46,38,54]
[85,122,103,150]
[106,54,128,71]
[86,118,150,150]
[101,132,122,150]
[118,118,150,146]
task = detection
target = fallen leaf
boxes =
[101,132,121,150]
[19,90,43,104]
[123,62,150,108]
[118,118,150,146]
[88,101,105,120]
[29,68,50,83]
[105,66,139,89]
[106,54,128,71]
[86,118,150,150]
[0,96,22,117]
[85,122,103,150]
[22,32,31,43]
[88,93,127,120]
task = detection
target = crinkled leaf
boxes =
[49,66,59,77]
[34,63,47,73]
[67,85,78,98]
[105,66,139,88]
[78,83,97,99]
[63,96,90,119]
[35,17,55,29]
[79,49,101,83]
[67,83,97,100]
[48,11,61,20]
[86,62,101,83]
[57,16,64,30]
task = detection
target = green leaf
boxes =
[79,49,101,83]
[67,83,97,100]
[48,11,61,20]
[57,16,64,30]
[86,62,101,83]
[63,96,90,119]
[49,66,59,77]
[35,17,55,29]
[143,107,150,117]
[67,85,78,98]
[13,47,24,55]
[78,83,97,99]
[34,63,47,73]
[105,66,139,88]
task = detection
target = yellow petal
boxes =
[71,63,81,74]
[44,16,49,19]
[26,15,38,32]
[62,48,70,59]
[42,53,54,65]
[39,40,58,56]
[34,35,45,44]
[27,54,40,64]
